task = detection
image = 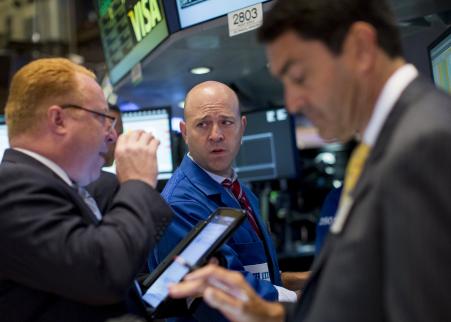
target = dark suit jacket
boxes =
[88,170,121,214]
[0,149,172,322]
[289,77,451,322]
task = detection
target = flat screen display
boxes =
[176,0,268,28]
[104,107,174,180]
[428,26,451,94]
[142,215,234,308]
[141,208,245,311]
[234,108,298,182]
[98,0,169,84]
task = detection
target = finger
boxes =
[189,266,248,294]
[124,129,145,143]
[148,137,160,151]
[184,265,252,303]
[168,278,207,298]
[183,264,224,281]
[208,277,249,302]
[204,287,244,322]
[208,257,220,265]
[137,131,155,145]
[115,132,126,147]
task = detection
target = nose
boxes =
[284,84,307,115]
[106,126,118,144]
[209,123,224,142]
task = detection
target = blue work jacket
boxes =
[148,155,282,322]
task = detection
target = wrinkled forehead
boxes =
[185,86,240,120]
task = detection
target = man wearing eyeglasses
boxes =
[0,58,172,321]
[87,104,125,213]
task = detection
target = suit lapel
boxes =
[352,77,427,204]
[2,149,101,225]
[180,156,235,205]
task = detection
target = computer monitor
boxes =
[104,107,174,180]
[176,0,270,29]
[0,120,8,161]
[234,108,298,182]
[428,26,451,94]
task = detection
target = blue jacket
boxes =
[149,155,282,321]
[315,186,342,254]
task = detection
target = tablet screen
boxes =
[142,215,236,308]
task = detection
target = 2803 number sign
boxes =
[227,3,263,37]
[233,8,258,25]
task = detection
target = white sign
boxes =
[228,3,263,37]
[131,62,143,84]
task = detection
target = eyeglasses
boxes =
[61,104,117,131]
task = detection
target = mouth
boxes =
[211,148,226,154]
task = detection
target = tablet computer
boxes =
[140,207,246,315]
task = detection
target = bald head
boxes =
[180,81,246,177]
[184,81,240,121]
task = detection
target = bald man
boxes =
[148,81,305,322]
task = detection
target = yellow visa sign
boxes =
[128,0,163,42]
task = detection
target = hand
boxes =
[169,264,285,322]
[281,271,310,294]
[114,130,159,188]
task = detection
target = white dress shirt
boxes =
[363,64,418,146]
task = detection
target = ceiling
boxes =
[114,0,451,118]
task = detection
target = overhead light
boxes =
[119,101,140,111]
[178,100,185,109]
[190,66,211,75]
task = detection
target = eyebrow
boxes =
[278,59,296,78]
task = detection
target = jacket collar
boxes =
[352,76,430,201]
[180,155,238,205]
[3,148,62,180]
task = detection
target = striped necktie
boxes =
[75,185,103,221]
[222,179,263,239]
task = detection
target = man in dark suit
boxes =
[0,58,172,321]
[88,104,124,213]
[168,0,451,321]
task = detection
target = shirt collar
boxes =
[14,148,73,186]
[363,64,418,146]
[187,152,237,184]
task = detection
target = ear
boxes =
[240,116,247,134]
[47,105,68,135]
[180,120,188,143]
[342,22,377,74]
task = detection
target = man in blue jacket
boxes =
[149,81,304,321]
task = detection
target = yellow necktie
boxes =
[342,143,371,198]
[332,143,371,233]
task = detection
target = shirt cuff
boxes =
[274,285,297,302]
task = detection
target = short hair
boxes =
[108,103,121,114]
[258,0,402,58]
[5,57,96,138]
